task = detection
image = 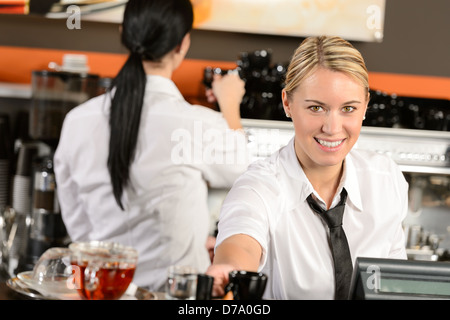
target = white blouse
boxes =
[54,75,249,291]
[216,137,408,299]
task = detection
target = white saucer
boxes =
[17,271,79,300]
[9,273,157,300]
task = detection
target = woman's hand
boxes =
[211,72,246,130]
[205,235,216,263]
[205,263,235,298]
[206,234,262,298]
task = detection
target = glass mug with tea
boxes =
[69,241,138,300]
[165,265,198,300]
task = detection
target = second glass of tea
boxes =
[69,241,138,300]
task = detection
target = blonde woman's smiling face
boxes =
[282,67,368,170]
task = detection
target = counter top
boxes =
[0,282,33,300]
[0,265,166,300]
[0,266,30,300]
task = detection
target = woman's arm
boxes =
[210,72,245,130]
[206,234,262,297]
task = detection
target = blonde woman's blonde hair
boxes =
[284,36,369,99]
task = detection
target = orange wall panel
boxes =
[0,46,126,83]
[1,46,449,100]
[369,72,450,100]
[0,46,237,99]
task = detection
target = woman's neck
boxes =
[300,158,344,209]
[142,60,173,79]
[142,46,185,79]
[143,51,179,78]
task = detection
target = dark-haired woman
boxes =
[54,0,249,291]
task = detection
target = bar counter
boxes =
[0,265,167,300]
[0,266,31,300]
[0,282,28,300]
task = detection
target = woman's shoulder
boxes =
[349,148,402,175]
[65,93,109,121]
[233,152,284,191]
[151,94,224,124]
[185,103,224,121]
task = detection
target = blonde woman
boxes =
[206,36,408,300]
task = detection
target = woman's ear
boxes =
[363,91,370,119]
[177,33,191,56]
[282,89,291,118]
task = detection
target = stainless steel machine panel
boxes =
[355,126,450,175]
[242,118,294,162]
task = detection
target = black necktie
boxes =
[306,188,352,300]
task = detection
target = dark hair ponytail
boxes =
[107,0,193,210]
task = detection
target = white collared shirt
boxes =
[54,75,249,291]
[216,137,408,299]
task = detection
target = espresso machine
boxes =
[5,63,100,276]
[355,126,450,261]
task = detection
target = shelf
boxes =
[0,82,31,99]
